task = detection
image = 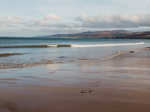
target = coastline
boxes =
[0,48,150,112]
[1,47,149,69]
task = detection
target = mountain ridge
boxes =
[35,30,150,39]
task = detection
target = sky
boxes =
[0,0,150,37]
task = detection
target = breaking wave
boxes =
[71,42,144,47]
[0,42,144,48]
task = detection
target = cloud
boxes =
[31,13,62,25]
[13,13,150,36]
[76,13,150,28]
[0,16,23,24]
[0,16,23,28]
[44,13,62,21]
[2,13,150,37]
[31,18,49,25]
[29,21,82,28]
[24,26,93,35]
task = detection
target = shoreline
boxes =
[0,47,149,69]
[0,48,150,112]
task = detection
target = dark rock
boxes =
[88,89,92,93]
[80,89,92,93]
[129,51,134,53]
[80,90,86,93]
[59,56,65,58]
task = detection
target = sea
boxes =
[0,37,150,69]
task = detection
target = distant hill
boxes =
[35,30,150,39]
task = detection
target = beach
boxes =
[1,0,150,111]
[0,48,150,112]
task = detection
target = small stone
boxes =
[146,47,150,50]
[80,90,86,93]
[88,89,92,93]
[129,51,134,53]
[59,56,65,58]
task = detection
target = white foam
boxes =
[71,42,144,47]
[47,45,57,47]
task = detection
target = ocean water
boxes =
[0,37,150,69]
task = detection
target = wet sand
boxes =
[0,49,150,112]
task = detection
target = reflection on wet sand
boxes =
[0,49,150,112]
[0,101,19,112]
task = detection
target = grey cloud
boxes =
[0,24,14,27]
[29,20,82,28]
[2,13,150,37]
[31,13,62,26]
[23,27,84,36]
[76,13,150,28]
[0,16,23,24]
[0,16,24,28]
[16,13,150,36]
[28,13,150,30]
[44,13,62,21]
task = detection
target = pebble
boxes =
[129,51,134,53]
[80,89,92,93]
